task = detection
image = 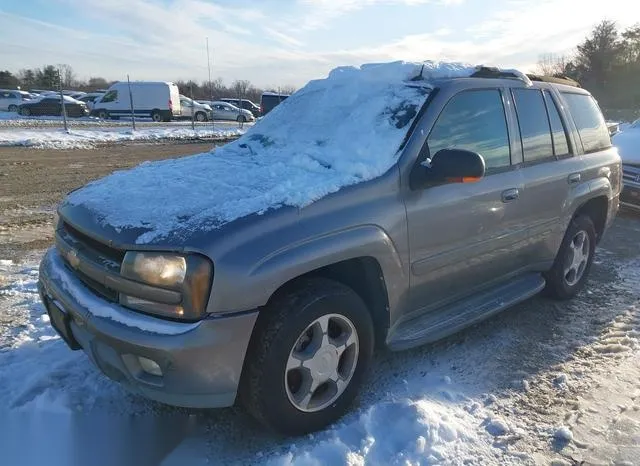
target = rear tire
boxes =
[151,110,163,123]
[544,215,596,300]
[8,104,17,112]
[240,278,374,435]
[21,107,31,116]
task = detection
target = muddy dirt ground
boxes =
[0,143,215,260]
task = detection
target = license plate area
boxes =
[46,298,81,350]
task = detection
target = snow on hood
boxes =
[64,61,479,244]
[613,119,640,164]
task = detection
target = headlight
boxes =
[120,252,212,321]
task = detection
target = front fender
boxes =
[211,225,406,314]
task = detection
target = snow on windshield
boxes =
[65,61,478,243]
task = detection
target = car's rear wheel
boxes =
[97,110,109,120]
[151,110,163,123]
[544,215,596,300]
[195,112,207,122]
[21,107,31,116]
[237,115,246,123]
[8,104,17,112]
[240,278,374,435]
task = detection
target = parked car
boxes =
[38,62,620,436]
[219,98,261,117]
[18,94,88,117]
[260,92,289,116]
[612,119,640,211]
[77,92,106,110]
[205,101,254,122]
[92,81,181,122]
[179,96,212,122]
[0,89,33,112]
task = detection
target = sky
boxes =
[1,0,639,89]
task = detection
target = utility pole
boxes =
[206,37,214,131]
[127,74,136,131]
[58,69,68,133]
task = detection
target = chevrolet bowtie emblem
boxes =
[66,249,80,269]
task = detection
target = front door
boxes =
[405,88,530,315]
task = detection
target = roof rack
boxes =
[526,73,581,88]
[470,66,532,86]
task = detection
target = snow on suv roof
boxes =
[65,61,508,243]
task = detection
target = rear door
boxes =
[405,88,529,313]
[511,86,584,266]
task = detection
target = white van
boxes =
[92,81,181,122]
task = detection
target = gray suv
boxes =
[38,64,621,435]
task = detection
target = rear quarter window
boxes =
[562,93,611,153]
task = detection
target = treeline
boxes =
[0,66,296,104]
[538,20,640,118]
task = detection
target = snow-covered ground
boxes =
[1,215,639,466]
[0,126,245,149]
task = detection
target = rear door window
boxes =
[543,91,570,157]
[562,93,611,153]
[512,89,553,163]
[427,89,511,170]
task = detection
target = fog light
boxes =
[138,356,162,376]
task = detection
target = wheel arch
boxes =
[572,195,608,243]
[263,257,391,349]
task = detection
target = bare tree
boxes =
[232,79,251,99]
[536,53,571,76]
[279,85,297,95]
[57,64,76,88]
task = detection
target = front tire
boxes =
[237,115,247,123]
[151,110,163,123]
[195,112,207,122]
[240,278,374,435]
[544,215,596,300]
[97,110,109,120]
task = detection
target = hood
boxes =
[613,121,640,165]
[62,60,480,245]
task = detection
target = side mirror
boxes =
[411,148,485,189]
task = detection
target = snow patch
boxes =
[0,127,244,150]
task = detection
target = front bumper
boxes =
[38,248,258,408]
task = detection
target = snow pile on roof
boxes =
[65,61,479,243]
[0,127,244,149]
[613,119,640,164]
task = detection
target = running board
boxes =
[387,274,546,351]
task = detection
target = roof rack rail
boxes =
[526,73,581,88]
[470,66,532,86]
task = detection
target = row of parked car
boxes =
[0,83,290,122]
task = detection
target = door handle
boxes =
[501,188,519,202]
[568,173,581,185]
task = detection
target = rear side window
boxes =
[427,89,511,170]
[512,89,553,162]
[543,91,570,157]
[562,93,611,153]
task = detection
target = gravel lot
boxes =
[0,143,215,259]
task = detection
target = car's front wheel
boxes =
[241,278,374,435]
[195,111,207,122]
[544,215,596,299]
[97,110,109,120]
[237,115,247,123]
